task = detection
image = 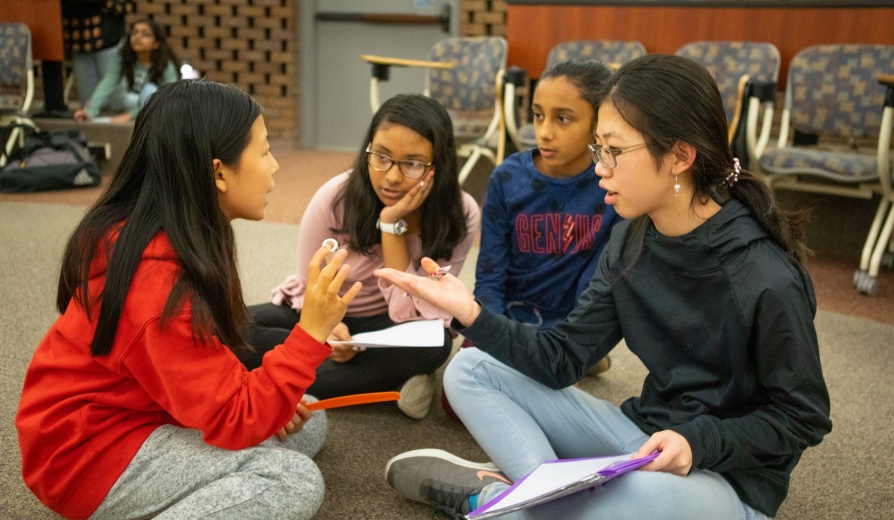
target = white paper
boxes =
[329,319,443,348]
[478,454,631,513]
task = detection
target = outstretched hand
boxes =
[298,245,362,344]
[374,257,480,327]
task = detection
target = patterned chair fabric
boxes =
[426,37,507,140]
[759,44,894,183]
[0,23,33,111]
[675,41,780,125]
[787,45,894,139]
[517,40,646,148]
[546,40,646,70]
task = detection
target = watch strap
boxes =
[377,218,407,235]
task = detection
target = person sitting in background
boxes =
[74,18,180,123]
[376,54,831,520]
[246,94,479,420]
[17,79,359,519]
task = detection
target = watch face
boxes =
[394,220,407,234]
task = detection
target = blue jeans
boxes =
[444,348,770,520]
[123,82,160,116]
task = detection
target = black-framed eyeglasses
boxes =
[365,146,432,179]
[588,142,650,169]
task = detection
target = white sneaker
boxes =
[398,373,436,419]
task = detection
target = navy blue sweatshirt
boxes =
[475,150,621,329]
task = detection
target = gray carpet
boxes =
[1,201,892,519]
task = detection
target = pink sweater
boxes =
[272,172,480,325]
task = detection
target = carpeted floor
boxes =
[1,149,892,519]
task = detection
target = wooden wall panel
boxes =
[507,5,894,86]
[0,0,64,61]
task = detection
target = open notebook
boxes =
[467,452,659,519]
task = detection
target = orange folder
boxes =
[305,391,400,411]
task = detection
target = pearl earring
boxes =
[674,175,681,197]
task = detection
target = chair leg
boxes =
[458,146,497,185]
[369,77,380,114]
[858,199,890,272]
[458,147,482,185]
[854,199,894,295]
[2,127,21,167]
[868,204,894,278]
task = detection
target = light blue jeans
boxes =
[123,82,160,116]
[444,348,770,520]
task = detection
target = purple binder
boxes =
[467,451,660,519]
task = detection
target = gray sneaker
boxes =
[385,449,511,518]
[397,373,436,419]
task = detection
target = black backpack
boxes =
[0,128,101,193]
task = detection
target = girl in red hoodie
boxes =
[16,79,361,520]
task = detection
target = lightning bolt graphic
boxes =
[563,215,575,253]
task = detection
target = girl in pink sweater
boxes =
[247,94,480,419]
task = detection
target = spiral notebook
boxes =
[466,452,659,519]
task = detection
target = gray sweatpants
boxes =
[89,408,327,520]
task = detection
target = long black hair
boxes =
[604,54,809,267]
[120,18,180,91]
[57,79,261,356]
[333,94,468,260]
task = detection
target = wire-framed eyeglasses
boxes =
[365,146,432,179]
[588,142,650,169]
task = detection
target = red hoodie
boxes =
[16,231,331,519]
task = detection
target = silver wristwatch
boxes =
[377,218,407,236]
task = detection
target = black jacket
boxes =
[457,199,832,517]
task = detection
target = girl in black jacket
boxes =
[376,54,831,520]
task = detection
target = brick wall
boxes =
[460,0,507,37]
[133,0,300,142]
